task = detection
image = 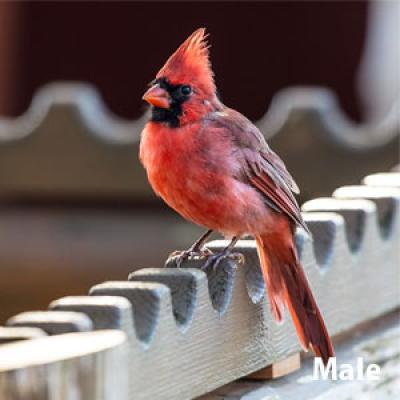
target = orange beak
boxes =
[142,84,170,109]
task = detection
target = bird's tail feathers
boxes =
[255,228,334,365]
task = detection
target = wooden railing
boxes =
[0,171,399,399]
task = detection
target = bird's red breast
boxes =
[140,119,270,237]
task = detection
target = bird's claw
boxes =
[201,251,245,272]
[166,247,213,268]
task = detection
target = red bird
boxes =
[140,28,334,363]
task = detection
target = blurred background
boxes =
[0,1,376,119]
[0,1,398,323]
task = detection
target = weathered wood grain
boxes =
[0,83,397,199]
[0,330,128,400]
[2,172,399,399]
[200,311,400,399]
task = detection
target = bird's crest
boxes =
[156,28,215,95]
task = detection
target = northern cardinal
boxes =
[140,28,334,363]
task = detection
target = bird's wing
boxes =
[206,108,309,233]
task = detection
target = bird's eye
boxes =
[180,85,192,96]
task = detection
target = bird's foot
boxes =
[166,247,213,268]
[201,251,245,272]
